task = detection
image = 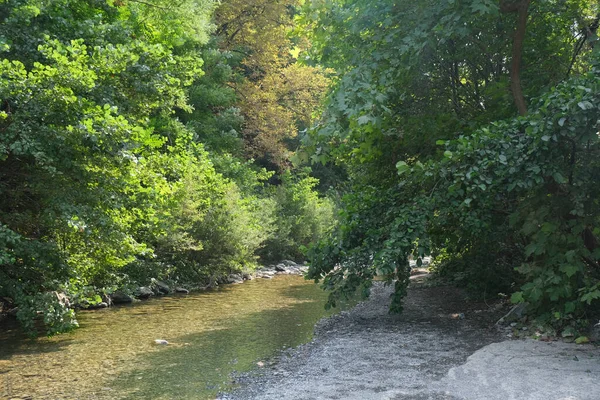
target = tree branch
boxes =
[566,15,600,78]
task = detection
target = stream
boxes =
[0,275,339,400]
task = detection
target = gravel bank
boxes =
[219,275,600,400]
[219,276,503,399]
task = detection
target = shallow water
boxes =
[0,275,337,400]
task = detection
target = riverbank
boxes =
[0,261,308,324]
[219,275,600,400]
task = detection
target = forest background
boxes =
[0,0,336,335]
[1,0,600,338]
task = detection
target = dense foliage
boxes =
[0,0,334,335]
[3,0,599,337]
[302,0,600,331]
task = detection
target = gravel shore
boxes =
[219,275,600,400]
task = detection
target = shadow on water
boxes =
[0,318,76,359]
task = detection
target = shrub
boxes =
[261,170,336,262]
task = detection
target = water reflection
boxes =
[0,275,338,399]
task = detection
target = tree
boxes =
[0,0,219,334]
[302,0,600,329]
[501,0,531,115]
[213,0,331,170]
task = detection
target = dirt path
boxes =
[219,275,600,400]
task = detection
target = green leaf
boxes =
[511,291,524,303]
[562,326,577,337]
[564,302,576,314]
[581,289,600,305]
[357,115,371,125]
[577,101,594,110]
[552,172,567,184]
[559,264,579,278]
[541,135,551,141]
[396,161,410,176]
[575,336,589,344]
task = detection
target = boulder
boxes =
[175,287,189,294]
[207,277,219,288]
[256,270,274,279]
[110,291,133,304]
[227,274,244,284]
[282,259,298,267]
[255,267,276,278]
[275,264,287,272]
[87,302,108,310]
[243,273,254,281]
[134,286,154,299]
[152,279,170,295]
[101,293,113,307]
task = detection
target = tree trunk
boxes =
[502,0,531,116]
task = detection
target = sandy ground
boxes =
[219,275,600,400]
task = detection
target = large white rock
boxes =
[438,339,600,400]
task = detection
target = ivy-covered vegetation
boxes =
[0,0,335,335]
[302,0,600,332]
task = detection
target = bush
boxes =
[261,170,336,262]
